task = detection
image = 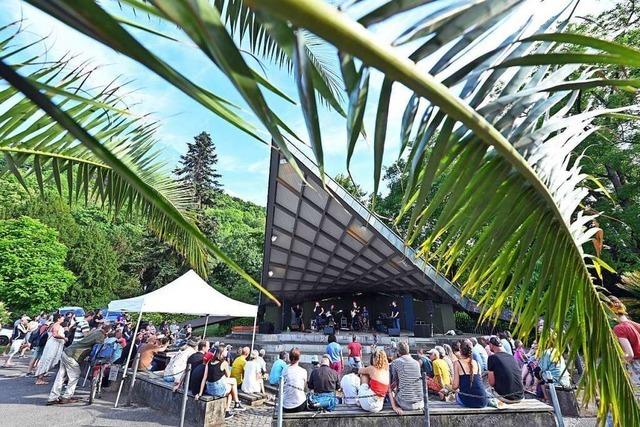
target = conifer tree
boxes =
[173,131,222,208]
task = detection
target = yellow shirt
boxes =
[433,358,451,387]
[230,355,247,384]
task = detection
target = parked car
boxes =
[58,306,86,322]
[102,308,124,324]
[0,327,12,346]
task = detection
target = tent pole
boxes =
[250,293,261,352]
[202,315,209,340]
[115,309,142,408]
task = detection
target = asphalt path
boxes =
[0,357,194,427]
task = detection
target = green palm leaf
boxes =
[245,0,640,424]
[0,30,280,305]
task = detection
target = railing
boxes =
[277,376,284,427]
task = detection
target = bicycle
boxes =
[88,356,110,405]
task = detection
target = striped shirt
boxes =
[390,355,424,404]
[73,319,90,342]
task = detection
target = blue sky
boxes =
[1,0,613,206]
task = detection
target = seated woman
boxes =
[357,349,389,413]
[452,339,487,408]
[193,345,245,420]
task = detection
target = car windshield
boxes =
[61,308,85,317]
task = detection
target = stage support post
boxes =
[115,310,142,408]
[202,315,209,340]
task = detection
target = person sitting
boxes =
[347,335,362,369]
[269,351,288,386]
[192,346,245,420]
[357,349,389,413]
[426,348,451,396]
[487,336,524,403]
[536,345,572,402]
[230,346,250,386]
[163,339,197,388]
[389,342,424,415]
[452,339,487,408]
[417,348,433,378]
[282,348,307,413]
[340,364,360,406]
[138,336,169,371]
[326,335,343,375]
[499,331,514,355]
[241,350,264,394]
[187,340,210,370]
[470,337,488,373]
[308,355,339,410]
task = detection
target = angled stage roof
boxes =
[262,146,474,310]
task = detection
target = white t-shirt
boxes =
[164,347,195,378]
[282,363,307,409]
[340,373,360,405]
[241,359,263,394]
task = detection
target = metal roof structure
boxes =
[261,146,474,309]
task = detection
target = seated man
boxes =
[282,348,307,413]
[307,355,339,410]
[426,348,451,396]
[487,337,524,403]
[138,336,169,371]
[163,339,197,388]
[269,351,288,386]
[339,364,360,405]
[241,350,264,394]
[230,346,250,386]
[389,342,424,415]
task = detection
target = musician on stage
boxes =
[361,306,370,330]
[291,303,305,332]
[325,304,335,327]
[350,301,360,330]
[390,301,400,330]
[313,301,324,330]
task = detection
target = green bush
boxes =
[0,216,76,314]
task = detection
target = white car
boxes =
[58,306,86,322]
[0,327,12,346]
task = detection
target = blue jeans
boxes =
[206,378,228,398]
[393,318,400,330]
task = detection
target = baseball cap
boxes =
[203,352,215,363]
[427,349,439,356]
[311,355,319,364]
[489,336,502,347]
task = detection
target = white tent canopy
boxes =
[108,270,257,317]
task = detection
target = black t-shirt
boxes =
[313,306,322,316]
[189,364,206,395]
[390,306,399,317]
[487,351,524,400]
[188,352,204,369]
[308,365,339,394]
[207,361,225,383]
[292,307,303,317]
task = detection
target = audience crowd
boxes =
[7,306,632,421]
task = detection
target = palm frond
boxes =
[245,0,640,424]
[0,28,280,305]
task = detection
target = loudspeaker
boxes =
[323,326,335,335]
[259,322,274,334]
[414,323,433,338]
[388,327,401,337]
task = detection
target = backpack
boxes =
[30,325,49,347]
[307,392,337,412]
[89,342,117,362]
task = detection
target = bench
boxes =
[273,399,555,427]
[128,371,227,427]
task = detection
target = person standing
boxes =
[3,316,29,367]
[389,342,424,414]
[73,312,93,343]
[35,314,66,384]
[46,324,111,405]
[291,304,304,331]
[326,335,343,375]
[313,302,324,330]
[390,301,400,331]
[347,335,362,369]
